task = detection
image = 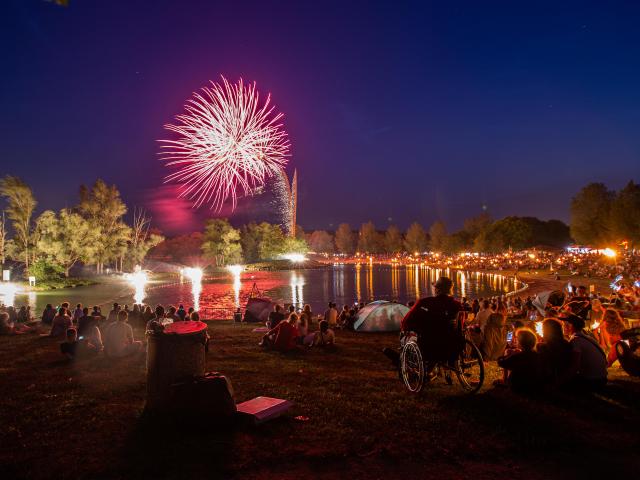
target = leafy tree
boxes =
[258,223,287,260]
[240,222,289,261]
[335,223,355,254]
[240,223,261,263]
[0,176,37,272]
[309,230,335,253]
[404,222,428,254]
[570,182,613,246]
[357,221,382,253]
[609,180,640,245]
[441,232,466,254]
[283,235,308,255]
[202,218,243,266]
[428,221,447,252]
[34,209,93,277]
[383,225,404,254]
[78,179,128,273]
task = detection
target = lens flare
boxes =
[160,76,290,211]
[125,266,147,305]
[0,283,19,307]
[227,265,244,308]
[183,267,204,311]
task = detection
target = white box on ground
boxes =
[236,396,293,424]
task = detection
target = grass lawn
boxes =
[1,321,639,479]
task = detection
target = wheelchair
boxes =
[400,313,485,394]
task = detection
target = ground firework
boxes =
[160,77,290,211]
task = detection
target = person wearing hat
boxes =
[401,276,463,365]
[561,312,608,391]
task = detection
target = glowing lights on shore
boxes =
[125,266,147,305]
[0,283,19,307]
[281,253,307,263]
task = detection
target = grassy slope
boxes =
[1,322,639,479]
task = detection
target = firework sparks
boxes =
[160,77,290,211]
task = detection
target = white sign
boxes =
[2,270,9,282]
[28,276,36,286]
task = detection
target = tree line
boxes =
[569,180,640,248]
[150,213,571,268]
[0,176,163,279]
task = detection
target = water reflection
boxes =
[8,265,520,317]
[290,271,304,308]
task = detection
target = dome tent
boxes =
[352,300,409,332]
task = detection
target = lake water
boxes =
[4,265,519,319]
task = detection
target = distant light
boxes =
[125,266,148,304]
[183,267,204,282]
[602,248,616,258]
[281,253,306,263]
[0,283,19,307]
[226,264,244,276]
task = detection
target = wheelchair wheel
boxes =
[401,340,425,393]
[455,339,484,394]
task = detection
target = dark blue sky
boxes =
[2,0,639,234]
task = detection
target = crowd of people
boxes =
[259,303,337,351]
[395,275,640,395]
[0,300,207,361]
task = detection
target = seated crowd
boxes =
[0,300,203,361]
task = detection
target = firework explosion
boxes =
[160,77,290,211]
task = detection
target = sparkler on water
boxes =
[160,76,290,211]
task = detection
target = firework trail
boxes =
[160,77,290,211]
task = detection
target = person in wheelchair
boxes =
[400,277,464,379]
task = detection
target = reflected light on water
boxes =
[227,265,244,308]
[125,266,148,305]
[184,267,204,311]
[459,272,467,298]
[290,272,304,308]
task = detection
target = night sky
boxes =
[2,1,639,235]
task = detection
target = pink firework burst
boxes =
[160,76,290,211]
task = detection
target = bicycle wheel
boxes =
[455,339,484,393]
[401,340,425,393]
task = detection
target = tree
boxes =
[201,218,243,266]
[428,221,447,252]
[404,222,428,254]
[383,225,404,254]
[240,223,261,263]
[309,230,334,253]
[257,223,287,260]
[34,209,93,277]
[357,221,382,253]
[335,223,355,254]
[0,176,37,273]
[609,180,640,246]
[240,222,288,262]
[282,235,308,255]
[78,179,128,273]
[127,208,164,269]
[570,183,613,246]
